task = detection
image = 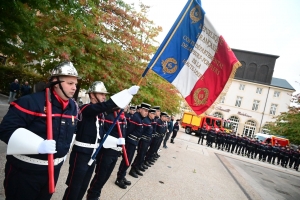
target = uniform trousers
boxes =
[145,137,159,161]
[117,142,136,179]
[132,139,151,168]
[63,151,96,200]
[163,132,171,147]
[171,130,178,142]
[87,148,120,199]
[4,161,62,200]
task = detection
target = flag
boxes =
[145,0,241,115]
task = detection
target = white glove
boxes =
[117,138,125,145]
[127,85,140,95]
[37,140,57,154]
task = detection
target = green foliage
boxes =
[266,105,300,145]
[0,0,182,114]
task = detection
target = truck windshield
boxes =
[223,121,232,129]
[216,120,222,128]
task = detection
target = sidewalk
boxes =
[51,130,248,200]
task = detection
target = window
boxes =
[229,116,239,132]
[220,96,225,104]
[252,100,260,111]
[213,112,223,119]
[239,84,245,90]
[235,96,243,107]
[274,91,280,97]
[256,87,262,94]
[242,120,256,137]
[270,104,277,115]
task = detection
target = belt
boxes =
[141,135,151,141]
[128,134,140,142]
[74,140,99,148]
[13,155,65,166]
[111,147,122,151]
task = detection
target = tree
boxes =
[266,93,300,145]
[0,0,182,114]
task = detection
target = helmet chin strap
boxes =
[89,93,101,103]
[57,77,70,99]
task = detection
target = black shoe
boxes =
[123,177,131,186]
[144,161,151,167]
[115,179,127,189]
[139,166,145,172]
[142,164,148,169]
[150,158,156,163]
[147,160,154,165]
[129,169,138,178]
[135,168,143,176]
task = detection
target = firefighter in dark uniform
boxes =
[197,124,207,145]
[259,142,268,161]
[253,138,260,159]
[230,133,238,153]
[293,148,300,171]
[282,146,292,168]
[207,127,216,147]
[147,112,168,164]
[277,145,285,165]
[271,143,280,165]
[0,62,80,200]
[86,110,127,199]
[131,108,156,174]
[238,135,247,156]
[171,119,180,144]
[63,81,139,200]
[290,148,300,170]
[152,112,168,159]
[125,105,136,122]
[144,106,161,164]
[115,103,150,189]
[247,138,255,159]
[266,143,273,163]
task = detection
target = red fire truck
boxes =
[180,111,232,135]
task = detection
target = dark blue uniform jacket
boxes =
[72,99,116,155]
[0,91,77,170]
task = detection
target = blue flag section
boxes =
[144,0,205,83]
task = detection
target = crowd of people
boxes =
[197,127,300,171]
[0,61,180,200]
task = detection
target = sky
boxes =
[125,0,300,94]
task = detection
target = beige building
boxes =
[208,49,295,137]
[209,77,295,136]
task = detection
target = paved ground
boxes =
[0,94,300,200]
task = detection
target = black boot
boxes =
[129,168,138,178]
[123,177,131,186]
[135,168,143,176]
[115,178,127,189]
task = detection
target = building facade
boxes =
[209,49,295,137]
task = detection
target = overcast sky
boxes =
[126,0,300,93]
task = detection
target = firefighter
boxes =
[170,119,180,144]
[63,81,139,200]
[116,103,151,188]
[0,62,80,200]
[197,124,207,145]
[131,108,156,173]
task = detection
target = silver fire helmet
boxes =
[51,61,81,79]
[86,81,109,94]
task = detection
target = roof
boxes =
[271,77,295,91]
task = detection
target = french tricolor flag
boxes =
[142,0,241,115]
